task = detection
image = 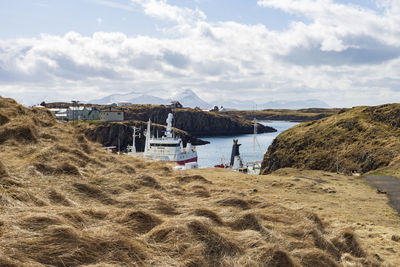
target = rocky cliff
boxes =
[261,104,400,175]
[122,105,276,136]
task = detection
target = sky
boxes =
[0,0,400,107]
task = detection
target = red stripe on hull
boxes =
[176,157,198,165]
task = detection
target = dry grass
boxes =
[189,167,400,266]
[0,160,8,177]
[0,96,397,266]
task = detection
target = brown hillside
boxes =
[0,96,387,266]
[261,104,400,175]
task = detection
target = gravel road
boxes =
[365,175,400,216]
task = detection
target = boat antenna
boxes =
[253,118,257,162]
[131,126,138,154]
[144,118,151,153]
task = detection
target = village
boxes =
[39,100,231,122]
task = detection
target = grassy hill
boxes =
[261,104,400,175]
[0,97,397,266]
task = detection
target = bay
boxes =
[196,121,299,168]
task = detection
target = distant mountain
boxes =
[130,94,168,105]
[90,92,168,105]
[175,89,212,109]
[210,99,330,110]
[262,99,330,110]
[91,91,329,110]
[91,89,212,109]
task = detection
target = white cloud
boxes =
[96,17,103,24]
[1,1,400,107]
[130,0,206,24]
[257,0,400,52]
[88,0,136,11]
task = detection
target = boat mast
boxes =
[253,118,257,162]
[131,126,138,154]
[144,118,151,153]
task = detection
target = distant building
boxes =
[170,101,183,109]
[49,108,68,121]
[100,108,124,122]
[210,105,219,112]
[66,106,85,121]
[81,107,100,121]
[117,101,132,107]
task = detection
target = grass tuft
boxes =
[118,210,163,234]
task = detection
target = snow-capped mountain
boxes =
[175,89,212,109]
[90,90,329,110]
[91,89,212,109]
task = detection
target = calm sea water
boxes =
[196,121,299,168]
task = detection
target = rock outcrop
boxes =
[122,105,276,136]
[261,104,400,175]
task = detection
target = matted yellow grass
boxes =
[0,96,398,266]
[187,167,400,265]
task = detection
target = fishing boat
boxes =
[126,113,198,166]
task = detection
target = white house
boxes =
[49,108,68,121]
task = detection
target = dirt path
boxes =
[365,175,400,216]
